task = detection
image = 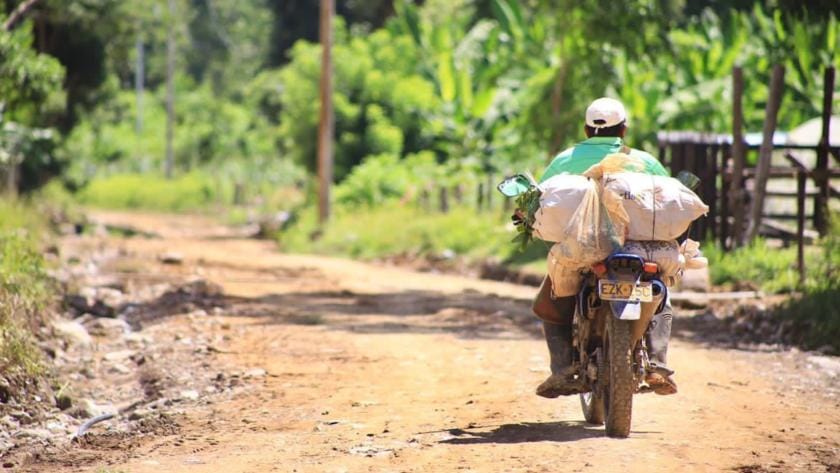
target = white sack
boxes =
[603,172,709,241]
[532,175,593,242]
[533,175,625,264]
[680,238,708,269]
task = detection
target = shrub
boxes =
[77,172,221,212]
[703,238,821,293]
[0,204,51,376]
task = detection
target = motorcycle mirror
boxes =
[497,174,533,197]
[676,170,701,192]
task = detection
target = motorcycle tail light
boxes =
[643,262,659,274]
[592,262,607,276]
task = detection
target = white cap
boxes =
[585,97,627,129]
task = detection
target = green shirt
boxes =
[540,137,668,183]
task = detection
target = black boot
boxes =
[536,319,587,398]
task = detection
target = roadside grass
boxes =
[76,172,225,212]
[0,201,52,377]
[278,203,517,261]
[703,238,823,293]
[770,217,840,352]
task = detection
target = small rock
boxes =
[45,420,67,434]
[53,320,93,347]
[179,390,200,401]
[70,399,109,418]
[244,368,267,379]
[55,393,73,410]
[9,410,32,425]
[124,332,152,348]
[15,428,51,440]
[85,317,130,337]
[108,363,132,375]
[128,409,149,421]
[159,252,184,265]
[104,350,135,362]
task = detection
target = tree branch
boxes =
[4,0,42,31]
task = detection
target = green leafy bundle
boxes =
[511,187,541,252]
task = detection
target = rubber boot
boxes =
[645,301,677,395]
[536,319,586,398]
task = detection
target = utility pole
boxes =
[165,0,176,179]
[317,0,334,224]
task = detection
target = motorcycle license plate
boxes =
[598,280,653,302]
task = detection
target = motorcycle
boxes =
[498,173,681,438]
[574,252,668,438]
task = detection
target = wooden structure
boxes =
[657,67,838,283]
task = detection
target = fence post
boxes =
[420,188,430,211]
[747,64,785,242]
[796,169,806,286]
[477,182,485,210]
[730,66,747,247]
[814,66,835,236]
[486,174,494,210]
[439,187,449,213]
[719,143,731,248]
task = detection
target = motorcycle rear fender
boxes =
[609,300,642,320]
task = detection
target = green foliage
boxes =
[275,19,439,180]
[279,203,511,260]
[769,217,840,353]
[0,203,51,376]
[61,84,283,182]
[615,7,840,149]
[77,173,221,211]
[0,19,66,121]
[704,238,816,293]
[0,15,65,192]
[334,152,440,207]
[511,187,540,252]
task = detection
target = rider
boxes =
[533,97,678,398]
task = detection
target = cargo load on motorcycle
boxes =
[503,153,709,297]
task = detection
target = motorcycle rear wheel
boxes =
[605,316,634,438]
[580,349,605,425]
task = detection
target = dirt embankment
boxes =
[6,211,840,472]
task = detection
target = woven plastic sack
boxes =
[621,240,682,277]
[603,172,709,241]
[547,252,585,297]
[534,176,625,265]
[532,175,592,242]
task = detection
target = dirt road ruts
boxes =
[36,211,840,472]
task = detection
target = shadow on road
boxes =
[120,274,546,339]
[436,421,605,444]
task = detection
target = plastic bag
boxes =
[603,172,709,241]
[535,176,625,265]
[583,153,648,180]
[680,238,708,269]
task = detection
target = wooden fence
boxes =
[656,66,838,283]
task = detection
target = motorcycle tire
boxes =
[605,316,634,438]
[580,348,606,425]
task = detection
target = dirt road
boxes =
[40,211,840,472]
